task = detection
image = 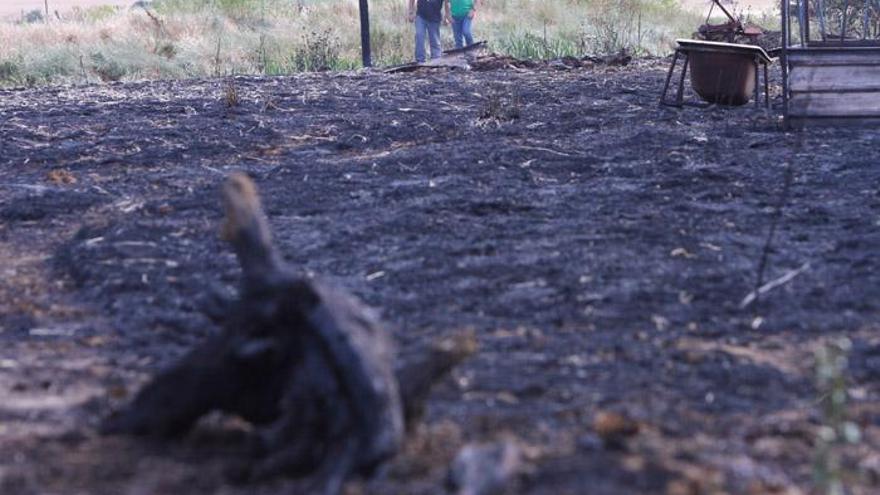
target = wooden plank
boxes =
[788,53,880,67]
[385,41,487,73]
[788,48,880,66]
[807,40,880,48]
[790,60,880,67]
[788,46,880,55]
[790,65,880,92]
[789,91,880,117]
[788,116,880,127]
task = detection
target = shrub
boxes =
[0,60,20,83]
[90,52,127,82]
[292,29,341,72]
[22,10,44,24]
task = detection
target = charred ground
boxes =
[1,60,879,494]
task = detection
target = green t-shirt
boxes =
[450,0,474,18]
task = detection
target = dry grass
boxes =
[0,0,705,86]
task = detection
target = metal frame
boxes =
[781,0,880,124]
[782,0,790,119]
[783,0,880,49]
[661,50,693,106]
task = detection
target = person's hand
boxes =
[407,11,415,23]
[468,8,476,19]
[444,15,451,25]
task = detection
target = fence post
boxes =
[359,0,372,67]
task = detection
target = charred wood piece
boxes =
[396,332,477,428]
[101,173,474,494]
[384,41,488,73]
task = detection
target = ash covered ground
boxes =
[1,60,879,494]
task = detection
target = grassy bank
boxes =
[0,0,703,86]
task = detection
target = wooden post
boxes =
[359,0,372,67]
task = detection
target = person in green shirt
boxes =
[448,0,480,49]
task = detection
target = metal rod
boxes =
[804,0,810,45]
[782,0,790,125]
[764,62,770,108]
[804,0,811,44]
[872,0,880,38]
[818,0,827,40]
[797,0,807,46]
[841,0,850,45]
[660,50,680,106]
[359,0,372,68]
[874,0,880,38]
[754,60,760,108]
[676,53,690,106]
[712,0,739,26]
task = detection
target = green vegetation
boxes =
[0,0,704,87]
[813,338,861,495]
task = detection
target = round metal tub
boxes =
[676,39,775,107]
[689,50,757,106]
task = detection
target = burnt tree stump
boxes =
[101,173,474,494]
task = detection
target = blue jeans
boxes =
[451,15,474,49]
[415,15,442,63]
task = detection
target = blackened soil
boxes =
[1,61,879,495]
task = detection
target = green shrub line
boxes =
[0,0,721,87]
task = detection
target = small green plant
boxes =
[496,31,580,60]
[29,49,79,84]
[292,29,342,72]
[0,60,20,83]
[156,42,177,59]
[90,52,126,82]
[584,0,644,55]
[814,338,860,495]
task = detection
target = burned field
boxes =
[1,60,880,494]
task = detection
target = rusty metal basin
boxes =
[689,51,756,105]
[677,39,775,106]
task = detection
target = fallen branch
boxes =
[739,262,810,309]
[515,145,579,157]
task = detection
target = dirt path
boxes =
[0,62,878,494]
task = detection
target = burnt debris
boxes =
[101,173,474,494]
[696,0,764,44]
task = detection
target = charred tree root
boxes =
[100,173,475,494]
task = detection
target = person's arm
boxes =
[470,0,480,18]
[407,0,416,22]
[444,0,451,24]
